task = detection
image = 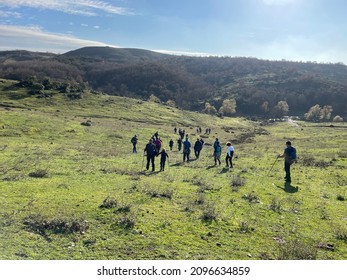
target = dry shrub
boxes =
[277,239,317,260]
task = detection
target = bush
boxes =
[116,215,135,229]
[333,115,344,122]
[28,169,48,178]
[201,203,218,222]
[269,198,283,213]
[277,239,317,260]
[23,214,89,236]
[99,197,117,209]
[242,191,259,203]
[231,174,246,190]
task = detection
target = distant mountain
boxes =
[0,46,346,118]
[60,46,170,64]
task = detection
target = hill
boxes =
[0,47,347,117]
[0,79,346,260]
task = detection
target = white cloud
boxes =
[0,10,21,18]
[153,49,212,57]
[0,0,132,16]
[0,24,120,53]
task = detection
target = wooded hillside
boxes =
[1,47,346,118]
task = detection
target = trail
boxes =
[288,117,299,127]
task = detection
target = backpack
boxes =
[215,145,221,153]
[287,146,297,161]
[131,137,137,144]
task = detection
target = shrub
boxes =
[116,215,135,229]
[242,192,260,203]
[115,203,131,213]
[239,221,254,233]
[335,226,347,242]
[277,239,317,260]
[301,155,331,168]
[201,203,218,222]
[99,197,117,209]
[146,187,173,199]
[23,214,89,236]
[28,169,48,178]
[231,174,246,189]
[269,198,283,213]
[194,193,205,205]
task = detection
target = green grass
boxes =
[0,79,346,260]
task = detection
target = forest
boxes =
[0,47,346,119]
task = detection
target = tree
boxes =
[260,101,269,115]
[272,101,289,118]
[218,98,236,116]
[148,94,161,103]
[333,115,344,122]
[320,105,333,121]
[166,99,176,107]
[304,104,321,122]
[203,102,217,115]
[304,104,333,122]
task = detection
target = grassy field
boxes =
[0,79,346,260]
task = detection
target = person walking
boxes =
[278,141,297,183]
[183,136,191,162]
[177,138,182,151]
[144,139,157,171]
[169,139,174,151]
[225,142,234,168]
[131,135,138,153]
[194,138,203,159]
[213,138,221,165]
[157,148,169,171]
[154,137,162,155]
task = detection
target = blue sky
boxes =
[0,0,346,64]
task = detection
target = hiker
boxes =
[225,142,235,168]
[278,141,297,183]
[169,139,174,151]
[177,138,182,151]
[157,148,169,171]
[144,139,157,171]
[154,137,162,154]
[174,127,177,134]
[213,138,221,165]
[131,135,138,153]
[194,138,203,159]
[183,136,191,162]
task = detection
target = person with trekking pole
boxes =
[278,141,297,183]
[144,139,157,171]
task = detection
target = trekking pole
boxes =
[267,155,279,176]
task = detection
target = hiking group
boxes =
[133,129,296,183]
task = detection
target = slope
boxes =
[0,79,346,260]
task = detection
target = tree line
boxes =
[0,48,346,120]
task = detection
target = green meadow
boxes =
[0,79,346,260]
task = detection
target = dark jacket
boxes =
[194,140,203,151]
[144,143,157,157]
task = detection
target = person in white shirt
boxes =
[226,142,234,168]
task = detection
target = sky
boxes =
[0,0,346,64]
